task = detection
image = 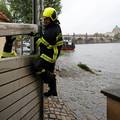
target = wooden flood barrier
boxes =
[0,22,44,119]
[0,22,38,36]
[101,86,120,120]
[0,56,43,120]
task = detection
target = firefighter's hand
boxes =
[28,32,36,36]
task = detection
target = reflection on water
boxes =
[60,43,120,73]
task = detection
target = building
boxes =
[105,25,120,37]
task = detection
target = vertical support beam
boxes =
[32,0,38,54]
[32,0,37,24]
[39,0,44,32]
[32,0,44,54]
[32,1,44,120]
[38,2,44,120]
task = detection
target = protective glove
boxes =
[28,32,37,36]
[28,26,42,38]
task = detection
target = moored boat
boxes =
[62,35,75,50]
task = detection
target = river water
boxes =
[59,43,120,73]
[56,43,120,120]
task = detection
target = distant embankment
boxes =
[75,37,120,44]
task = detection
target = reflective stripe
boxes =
[56,41,63,46]
[47,41,63,49]
[36,35,63,63]
[40,54,55,63]
[53,46,58,60]
[56,33,62,41]
[36,69,45,75]
[40,46,58,63]
[36,37,49,48]
[0,51,17,58]
[36,37,63,48]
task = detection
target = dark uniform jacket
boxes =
[36,21,63,64]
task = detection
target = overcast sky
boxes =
[58,0,120,34]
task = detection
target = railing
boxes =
[0,22,44,120]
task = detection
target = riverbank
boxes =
[56,62,120,120]
[56,62,106,120]
[56,44,120,120]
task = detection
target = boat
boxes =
[62,35,75,50]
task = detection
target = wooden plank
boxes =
[0,75,35,102]
[107,97,120,120]
[9,103,40,120]
[0,22,38,36]
[30,112,40,120]
[0,56,34,73]
[0,66,32,86]
[0,56,42,120]
[0,92,40,120]
[0,81,40,112]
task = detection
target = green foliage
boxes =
[44,0,62,15]
[8,0,32,23]
[8,0,62,23]
[0,0,12,20]
[77,63,95,74]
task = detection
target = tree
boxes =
[44,0,62,15]
[0,0,12,20]
[8,0,32,23]
[8,0,62,23]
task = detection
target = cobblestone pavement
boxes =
[43,84,77,120]
[44,96,77,120]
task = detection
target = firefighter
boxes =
[33,7,63,97]
[0,12,16,58]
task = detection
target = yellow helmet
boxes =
[43,7,57,21]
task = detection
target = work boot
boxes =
[44,90,57,97]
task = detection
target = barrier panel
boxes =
[0,22,43,120]
[0,56,43,120]
[0,22,38,36]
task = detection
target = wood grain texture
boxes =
[0,56,42,120]
[0,22,38,36]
